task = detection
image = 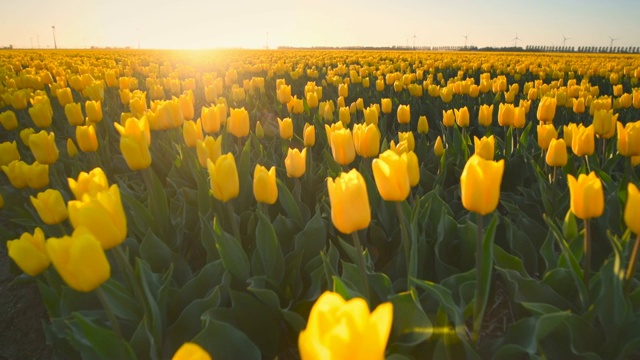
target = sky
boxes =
[1,0,639,50]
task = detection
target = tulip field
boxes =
[3,49,640,359]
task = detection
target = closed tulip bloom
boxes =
[537,96,557,123]
[478,104,493,127]
[65,102,85,126]
[398,131,415,152]
[173,342,212,360]
[228,107,250,138]
[0,110,18,130]
[406,151,420,187]
[572,125,595,157]
[514,107,526,129]
[397,104,410,124]
[20,128,35,147]
[115,117,151,170]
[442,109,455,127]
[285,148,307,178]
[353,123,380,158]
[498,103,515,127]
[76,124,98,152]
[546,138,568,167]
[381,98,392,114]
[31,189,68,225]
[460,154,505,215]
[417,115,429,134]
[330,128,356,166]
[207,153,239,202]
[25,161,49,189]
[1,160,28,188]
[200,105,221,134]
[327,169,371,234]
[592,109,613,136]
[253,165,278,205]
[625,183,640,235]
[474,136,495,160]
[372,150,410,201]
[434,136,445,157]
[338,83,349,98]
[56,87,74,107]
[633,88,640,109]
[179,94,194,120]
[278,117,294,140]
[567,172,604,220]
[68,184,128,249]
[46,227,110,292]
[299,291,392,360]
[68,167,109,200]
[440,87,453,103]
[617,121,640,157]
[183,119,204,148]
[85,100,103,123]
[0,141,20,166]
[28,101,53,128]
[563,123,577,148]
[29,130,59,164]
[573,98,586,114]
[11,90,28,110]
[454,107,470,128]
[337,107,350,126]
[537,124,558,150]
[196,135,222,168]
[67,138,78,158]
[304,123,316,147]
[306,91,319,108]
[277,84,292,104]
[7,228,50,276]
[376,78,385,92]
[119,89,131,105]
[363,106,379,126]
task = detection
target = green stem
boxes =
[584,219,592,290]
[473,213,484,344]
[95,286,125,359]
[625,233,640,294]
[552,166,557,185]
[395,201,412,290]
[226,201,241,242]
[351,231,370,300]
[585,155,591,173]
[601,137,607,167]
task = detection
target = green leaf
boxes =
[254,210,285,283]
[70,313,136,360]
[276,178,304,227]
[99,279,141,322]
[472,213,498,341]
[213,217,250,282]
[193,318,261,360]
[389,291,432,346]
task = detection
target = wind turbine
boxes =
[51,26,57,49]
[562,34,571,46]
[462,34,469,48]
[609,35,619,48]
[513,33,521,47]
[412,33,417,49]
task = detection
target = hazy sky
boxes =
[1,0,639,49]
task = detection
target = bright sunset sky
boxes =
[1,0,639,50]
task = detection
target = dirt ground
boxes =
[0,250,52,360]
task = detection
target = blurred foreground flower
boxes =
[7,228,50,276]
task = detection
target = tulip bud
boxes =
[30,189,68,225]
[363,106,379,126]
[304,123,315,147]
[7,228,50,276]
[29,130,59,164]
[454,107,470,128]
[67,138,78,158]
[617,121,640,157]
[563,123,577,148]
[417,115,429,134]
[406,151,420,187]
[326,169,371,234]
[434,136,444,157]
[306,91,319,108]
[478,105,493,127]
[183,119,204,148]
[56,87,74,107]
[330,128,356,166]
[207,153,239,202]
[46,227,111,292]
[398,132,415,152]
[573,98,586,114]
[537,124,558,150]
[381,98,392,114]
[442,109,454,127]
[460,154,504,215]
[25,161,49,189]
[397,104,410,124]
[253,165,278,205]
[76,124,99,152]
[546,138,568,167]
[498,103,515,127]
[537,96,557,123]
[567,172,604,220]
[0,110,18,130]
[68,167,109,200]
[85,100,103,123]
[28,101,53,128]
[228,107,250,138]
[372,150,410,202]
[115,117,151,170]
[592,109,613,136]
[625,183,640,235]
[278,117,294,140]
[474,136,495,160]
[1,160,28,188]
[572,125,595,157]
[0,141,20,166]
[65,102,85,126]
[255,121,265,139]
[285,148,306,178]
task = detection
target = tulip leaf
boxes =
[388,291,432,346]
[276,178,303,227]
[412,278,464,327]
[293,210,328,265]
[69,312,136,360]
[140,229,191,286]
[99,279,141,322]
[213,217,250,282]
[254,211,285,283]
[142,167,170,239]
[193,318,261,360]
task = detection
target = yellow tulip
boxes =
[85,100,103,123]
[277,84,292,104]
[478,104,493,127]
[326,169,371,234]
[460,154,505,215]
[285,148,307,178]
[130,91,148,117]
[592,109,613,136]
[76,124,98,152]
[625,183,640,235]
[25,161,49,189]
[617,121,640,157]
[537,124,558,151]
[0,141,20,166]
[633,88,640,109]
[1,160,28,188]
[417,115,429,134]
[573,98,586,114]
[65,102,85,126]
[172,342,211,360]
[537,96,557,123]
[68,184,127,249]
[563,123,577,148]
[179,93,194,121]
[372,150,410,201]
[253,165,278,205]
[474,136,495,160]
[363,106,378,126]
[56,87,74,107]
[228,107,250,138]
[30,189,68,225]
[567,172,604,220]
[119,89,131,105]
[306,91,319,108]
[338,83,349,98]
[67,138,78,158]
[7,228,50,276]
[398,132,415,152]
[29,130,59,164]
[514,107,526,129]
[276,117,293,140]
[397,104,410,124]
[19,128,35,147]
[376,78,385,92]
[201,104,222,134]
[454,107,470,128]
[68,167,110,200]
[381,98,392,114]
[352,123,380,158]
[288,96,304,114]
[546,138,568,167]
[338,107,350,126]
[498,103,515,127]
[442,109,455,127]
[299,291,392,360]
[406,151,420,187]
[330,128,356,166]
[46,227,111,292]
[440,87,453,103]
[183,119,204,148]
[115,117,151,170]
[0,110,18,130]
[434,136,445,157]
[28,101,53,128]
[207,153,239,202]
[304,123,316,147]
[572,125,595,157]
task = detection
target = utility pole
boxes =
[51,26,57,49]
